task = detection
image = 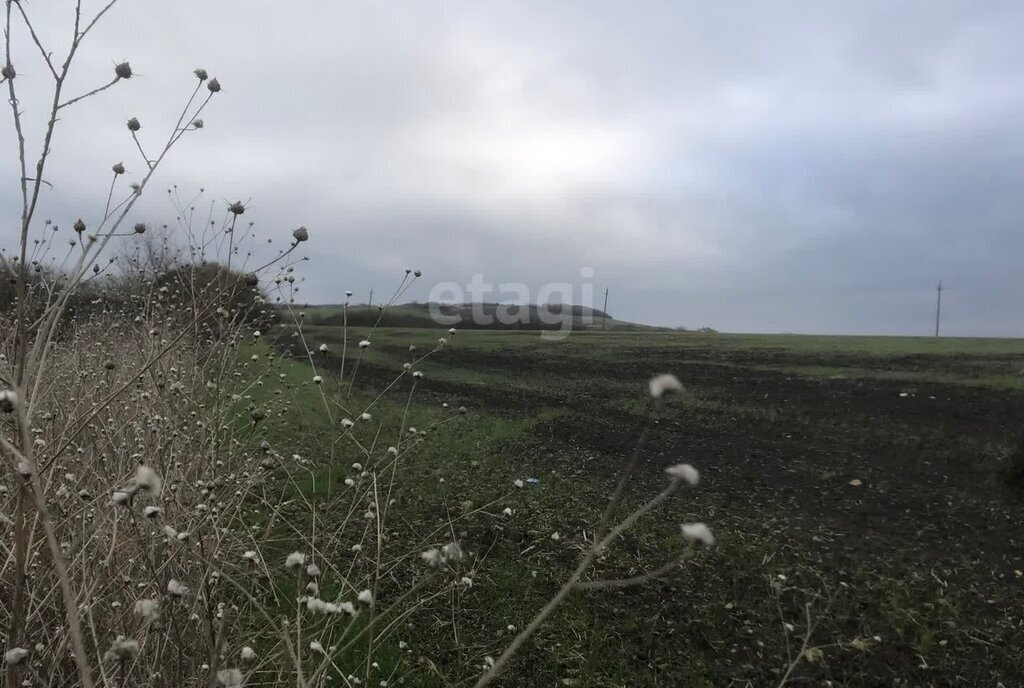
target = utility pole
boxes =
[935,281,943,337]
[601,287,609,330]
[367,287,373,315]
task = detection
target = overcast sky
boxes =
[3,1,1023,335]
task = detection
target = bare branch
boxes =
[12,2,58,80]
[57,76,120,110]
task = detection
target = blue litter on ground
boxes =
[526,478,540,484]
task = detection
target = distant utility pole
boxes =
[367,287,373,314]
[935,281,943,337]
[601,287,609,330]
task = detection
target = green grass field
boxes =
[261,326,1024,686]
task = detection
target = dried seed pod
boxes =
[114,61,133,79]
[127,117,141,132]
[292,226,308,242]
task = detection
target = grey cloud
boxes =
[3,1,1023,335]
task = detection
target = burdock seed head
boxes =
[112,162,125,175]
[194,67,208,80]
[292,226,309,242]
[114,61,133,79]
[207,77,221,93]
[73,219,86,233]
[1,64,16,80]
[244,273,259,287]
[127,117,141,132]
[134,223,146,234]
[228,201,246,216]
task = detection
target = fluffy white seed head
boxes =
[217,668,243,688]
[441,542,463,563]
[358,340,371,349]
[285,551,306,571]
[0,389,17,413]
[306,598,335,614]
[104,637,140,661]
[357,589,373,606]
[420,548,443,567]
[134,598,159,622]
[648,374,683,398]
[665,463,700,486]
[134,465,162,496]
[167,579,189,597]
[680,522,715,547]
[4,648,28,665]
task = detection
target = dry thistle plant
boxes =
[2,4,718,687]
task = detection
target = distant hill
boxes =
[292,302,666,331]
